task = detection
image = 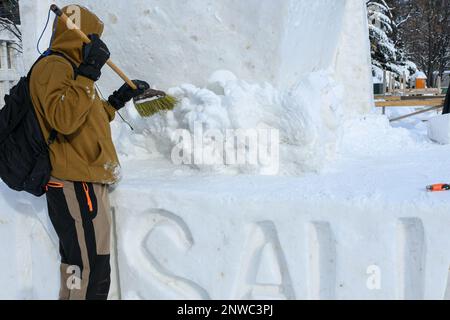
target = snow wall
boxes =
[2,0,424,300]
[5,169,450,300]
[20,0,373,116]
[20,0,375,177]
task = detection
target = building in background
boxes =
[0,0,23,108]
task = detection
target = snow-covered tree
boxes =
[367,1,396,72]
[367,0,417,82]
[384,0,418,78]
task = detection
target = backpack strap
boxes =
[47,51,79,80]
[29,51,79,146]
[26,55,48,80]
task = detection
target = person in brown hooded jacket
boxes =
[29,5,151,300]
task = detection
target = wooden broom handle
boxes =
[50,4,138,90]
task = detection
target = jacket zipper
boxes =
[82,182,94,213]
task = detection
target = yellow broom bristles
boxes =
[134,95,178,118]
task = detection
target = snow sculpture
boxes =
[5,0,397,300]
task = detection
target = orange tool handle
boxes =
[50,4,138,90]
[426,184,450,192]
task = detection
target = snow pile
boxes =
[338,114,431,158]
[115,70,345,175]
[412,71,428,81]
[114,70,436,175]
[428,114,450,145]
[114,69,435,175]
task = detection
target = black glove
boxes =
[108,80,151,110]
[78,34,110,81]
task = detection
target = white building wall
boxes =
[0,29,23,108]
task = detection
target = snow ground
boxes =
[116,109,447,206]
[111,111,450,300]
[2,105,450,299]
[108,109,450,300]
[118,144,450,209]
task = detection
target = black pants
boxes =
[442,83,450,114]
[46,177,112,300]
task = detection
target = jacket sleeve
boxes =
[36,58,97,135]
[102,100,117,122]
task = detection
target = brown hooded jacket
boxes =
[30,5,120,184]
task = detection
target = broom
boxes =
[132,89,179,117]
[50,4,177,118]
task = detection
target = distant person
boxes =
[29,5,153,300]
[443,82,450,114]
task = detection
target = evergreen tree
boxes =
[367,0,417,82]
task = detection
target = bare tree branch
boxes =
[0,0,22,53]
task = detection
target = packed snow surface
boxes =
[115,70,346,175]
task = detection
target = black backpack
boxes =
[0,51,77,197]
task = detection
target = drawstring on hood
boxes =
[37,8,52,55]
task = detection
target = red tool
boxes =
[426,184,450,192]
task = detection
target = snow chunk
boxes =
[118,70,345,175]
[207,70,238,95]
